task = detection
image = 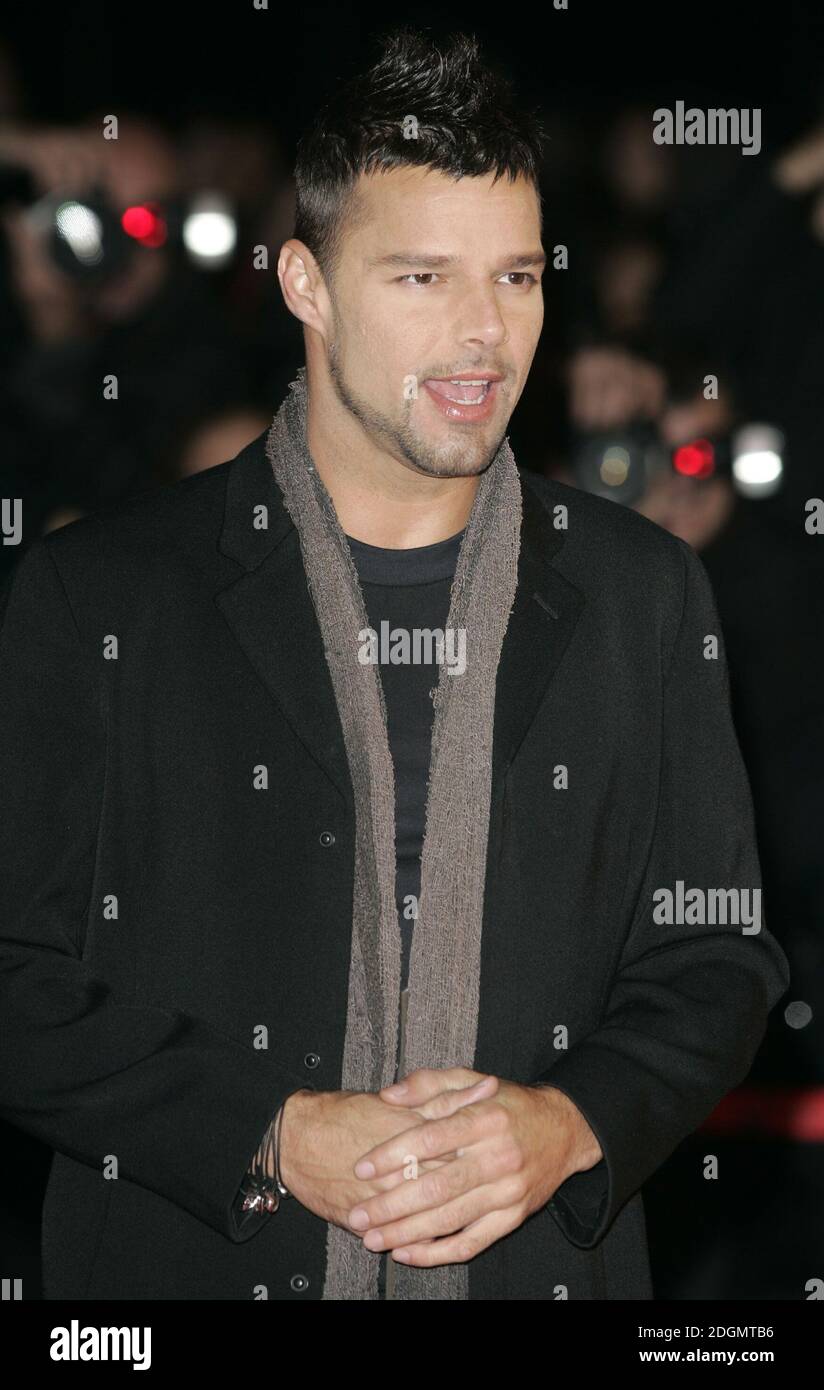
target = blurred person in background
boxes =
[552,113,824,1298]
[175,116,303,406]
[0,113,250,569]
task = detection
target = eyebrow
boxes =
[365,250,547,272]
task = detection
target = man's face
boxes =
[323,166,545,479]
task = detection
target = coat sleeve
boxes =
[0,537,314,1244]
[532,536,791,1248]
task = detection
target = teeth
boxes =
[427,378,493,406]
[443,389,488,403]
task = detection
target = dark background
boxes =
[1,0,822,1299]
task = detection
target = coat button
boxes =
[319,830,335,847]
[290,1273,309,1293]
[304,1052,320,1069]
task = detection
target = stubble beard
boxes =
[326,336,504,480]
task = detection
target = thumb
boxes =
[415,1074,499,1121]
[379,1065,492,1105]
[380,1066,498,1108]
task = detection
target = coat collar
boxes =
[215,426,585,808]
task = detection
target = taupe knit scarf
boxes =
[265,367,522,1299]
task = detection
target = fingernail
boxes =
[349,1207,369,1229]
[354,1160,375,1178]
[383,1082,407,1096]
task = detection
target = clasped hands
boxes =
[345,1066,601,1268]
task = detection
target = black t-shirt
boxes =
[345,527,464,991]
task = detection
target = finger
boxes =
[355,1101,488,1179]
[363,1179,501,1252]
[414,1074,498,1121]
[351,1152,484,1232]
[371,1154,454,1192]
[390,1209,514,1268]
[379,1065,491,1105]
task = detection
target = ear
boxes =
[277,238,330,336]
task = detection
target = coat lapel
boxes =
[215,431,355,808]
[214,430,585,811]
[472,474,586,1102]
[493,473,586,780]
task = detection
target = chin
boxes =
[410,436,500,479]
[416,457,492,480]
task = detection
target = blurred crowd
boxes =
[0,90,302,552]
[0,32,823,1298]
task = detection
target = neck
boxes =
[304,362,481,550]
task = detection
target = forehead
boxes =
[345,166,541,256]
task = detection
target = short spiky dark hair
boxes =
[293,28,546,287]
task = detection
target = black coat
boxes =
[0,428,790,1300]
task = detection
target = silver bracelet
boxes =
[240,1092,303,1214]
[273,1100,291,1199]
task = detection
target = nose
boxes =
[453,282,509,353]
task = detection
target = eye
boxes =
[398,273,441,286]
[500,272,538,287]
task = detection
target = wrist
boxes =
[532,1083,603,1181]
[277,1087,317,1191]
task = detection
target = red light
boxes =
[673,438,715,479]
[121,202,167,248]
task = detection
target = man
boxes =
[0,30,789,1301]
